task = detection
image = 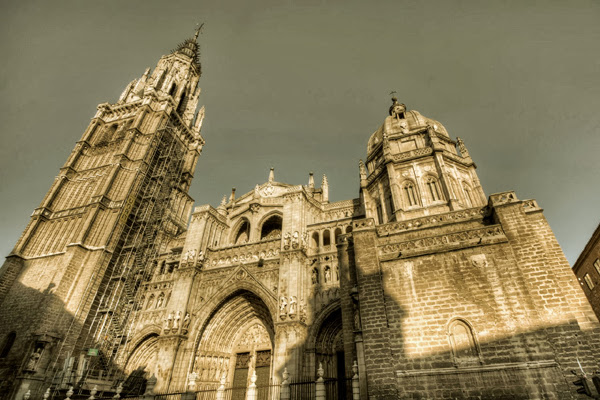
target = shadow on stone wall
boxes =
[0,280,138,400]
[350,268,600,399]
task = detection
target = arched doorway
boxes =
[122,333,159,395]
[314,307,347,400]
[192,290,275,398]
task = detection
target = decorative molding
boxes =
[206,238,280,268]
[396,360,559,377]
[377,207,488,236]
[379,225,506,259]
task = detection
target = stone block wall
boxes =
[347,194,600,399]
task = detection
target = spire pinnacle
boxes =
[268,167,275,182]
[194,23,205,41]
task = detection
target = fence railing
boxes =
[22,361,361,400]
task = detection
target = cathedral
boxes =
[1,31,600,400]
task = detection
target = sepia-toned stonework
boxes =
[1,32,600,399]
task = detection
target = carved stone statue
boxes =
[188,249,196,263]
[289,296,297,315]
[164,312,173,333]
[389,97,406,120]
[173,311,181,331]
[312,268,319,285]
[183,312,191,333]
[324,267,331,283]
[25,347,42,371]
[292,231,299,249]
[359,160,367,180]
[280,297,288,315]
[284,232,291,250]
[457,137,470,157]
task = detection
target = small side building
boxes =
[573,222,600,320]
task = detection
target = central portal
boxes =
[192,290,274,397]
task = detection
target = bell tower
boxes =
[0,29,205,399]
[360,97,486,224]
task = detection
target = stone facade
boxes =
[573,223,600,321]
[1,34,600,400]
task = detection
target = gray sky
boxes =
[1,0,599,265]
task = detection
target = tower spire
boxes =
[194,22,205,41]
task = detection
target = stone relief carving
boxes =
[380,226,505,257]
[262,182,275,197]
[376,207,487,235]
[470,254,488,269]
[237,323,270,347]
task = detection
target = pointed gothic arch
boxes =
[190,289,276,389]
[447,318,482,366]
[462,181,474,207]
[401,179,419,208]
[306,301,346,382]
[232,218,251,245]
[123,330,161,395]
[259,213,283,240]
[424,175,444,203]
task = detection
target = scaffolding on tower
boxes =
[43,117,193,398]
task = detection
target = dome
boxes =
[367,107,449,156]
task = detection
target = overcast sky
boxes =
[0,0,599,265]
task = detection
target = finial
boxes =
[308,172,315,188]
[268,167,275,182]
[194,23,205,41]
[321,174,329,202]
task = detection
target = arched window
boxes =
[345,225,352,234]
[146,294,155,309]
[334,228,342,244]
[311,232,320,249]
[448,319,480,366]
[323,230,331,247]
[376,202,384,224]
[235,220,251,244]
[155,69,167,90]
[177,89,188,115]
[168,83,177,97]
[0,332,16,358]
[260,215,282,240]
[97,123,118,145]
[426,177,443,202]
[462,183,473,207]
[402,181,418,207]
